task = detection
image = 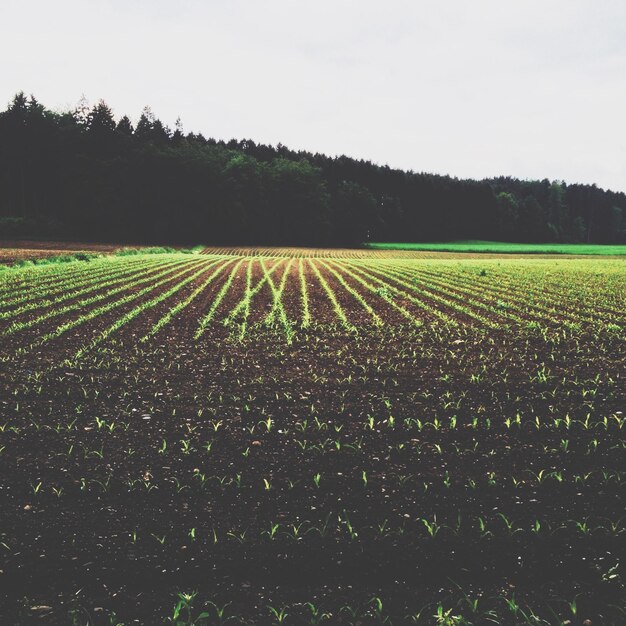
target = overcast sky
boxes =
[1,0,625,192]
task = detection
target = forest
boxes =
[1,92,625,246]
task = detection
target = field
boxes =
[0,241,140,265]
[0,249,625,625]
[368,241,626,255]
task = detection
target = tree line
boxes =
[0,93,624,246]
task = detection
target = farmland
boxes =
[0,249,625,625]
[0,241,140,265]
[367,241,626,256]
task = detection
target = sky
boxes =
[1,0,625,192]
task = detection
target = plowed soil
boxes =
[0,251,624,625]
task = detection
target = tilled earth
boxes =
[0,255,624,625]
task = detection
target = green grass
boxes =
[367,240,626,255]
[115,246,201,256]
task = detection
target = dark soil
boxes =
[0,258,624,625]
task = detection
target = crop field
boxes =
[0,250,625,624]
[0,241,139,265]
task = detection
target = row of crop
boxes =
[3,409,623,440]
[140,258,237,342]
[330,262,474,327]
[15,472,624,503]
[412,262,612,325]
[31,433,621,486]
[371,260,622,331]
[200,247,424,258]
[318,260,383,325]
[5,455,621,501]
[307,259,354,329]
[3,258,209,362]
[474,258,626,311]
[298,258,311,327]
[0,255,152,308]
[17,437,621,491]
[261,258,295,341]
[1,258,200,339]
[7,256,621,357]
[371,261,565,326]
[0,252,113,294]
[0,256,173,320]
[450,259,626,315]
[67,258,221,363]
[0,251,215,303]
[243,258,624,332]
[159,591,623,626]
[352,262,529,328]
[0,258,183,334]
[194,259,246,338]
[190,256,624,336]
[324,260,423,325]
[221,259,285,339]
[38,590,620,626]
[237,258,254,340]
[382,261,625,328]
[0,249,183,294]
[8,470,626,540]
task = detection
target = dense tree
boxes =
[0,93,624,245]
[608,206,625,243]
[518,195,548,241]
[116,115,134,135]
[86,100,116,133]
[496,192,519,240]
[135,106,155,138]
[172,117,184,143]
[333,181,379,246]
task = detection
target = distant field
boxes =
[1,247,625,623]
[0,240,199,265]
[0,240,137,264]
[368,240,626,255]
